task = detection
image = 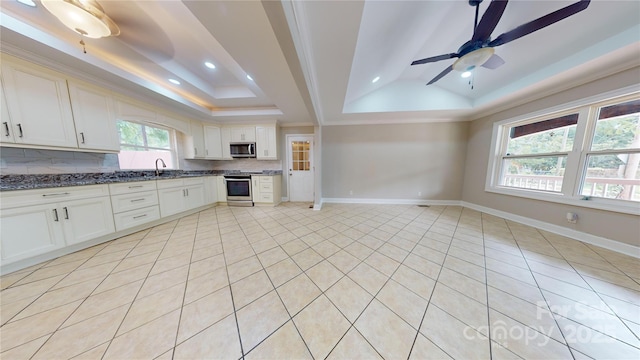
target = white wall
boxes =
[321,122,468,201]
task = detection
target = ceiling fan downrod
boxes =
[470,0,483,31]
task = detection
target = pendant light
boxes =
[41,0,120,39]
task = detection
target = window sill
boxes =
[485,186,640,216]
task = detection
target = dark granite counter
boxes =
[0,170,283,191]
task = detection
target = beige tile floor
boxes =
[1,203,639,359]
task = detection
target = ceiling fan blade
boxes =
[489,0,590,47]
[411,53,458,66]
[471,0,508,43]
[481,53,505,69]
[427,65,453,85]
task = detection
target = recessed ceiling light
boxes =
[246,74,253,81]
[168,78,181,85]
[16,0,36,7]
[461,71,472,78]
[372,76,380,83]
[204,62,216,69]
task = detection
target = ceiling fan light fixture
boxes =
[461,71,472,78]
[41,0,120,39]
[452,47,494,72]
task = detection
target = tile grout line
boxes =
[171,212,204,359]
[237,205,316,359]
[503,220,578,360]
[6,229,153,357]
[99,221,180,359]
[322,206,436,360]
[406,205,468,360]
[533,228,640,350]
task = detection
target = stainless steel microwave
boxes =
[230,142,256,158]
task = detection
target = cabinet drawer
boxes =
[111,191,159,214]
[0,185,110,209]
[183,177,204,186]
[256,193,274,203]
[109,181,157,195]
[113,205,160,232]
[259,177,273,184]
[156,178,184,190]
[259,183,273,193]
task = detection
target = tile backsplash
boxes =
[0,148,120,175]
[210,158,282,171]
[1,147,283,175]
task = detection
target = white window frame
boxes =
[486,85,640,216]
[116,119,178,170]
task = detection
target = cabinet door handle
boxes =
[194,147,198,155]
[80,132,85,144]
[182,189,186,197]
[130,198,145,202]
[206,149,208,155]
[3,122,9,137]
[133,214,147,219]
[17,123,23,138]
[53,209,59,222]
[42,192,71,197]
[63,207,69,219]
[186,189,189,196]
[128,185,143,189]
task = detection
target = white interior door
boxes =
[287,136,314,202]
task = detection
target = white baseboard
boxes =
[322,198,461,206]
[317,197,637,258]
[313,201,323,211]
[462,201,640,259]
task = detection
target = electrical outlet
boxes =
[566,212,578,224]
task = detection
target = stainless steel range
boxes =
[224,174,253,207]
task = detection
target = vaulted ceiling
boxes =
[1,0,639,126]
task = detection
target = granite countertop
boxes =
[0,170,283,191]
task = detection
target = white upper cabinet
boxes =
[220,127,232,159]
[0,81,15,144]
[204,125,223,159]
[256,125,278,160]
[1,57,78,148]
[230,126,256,142]
[67,81,119,152]
[190,120,206,159]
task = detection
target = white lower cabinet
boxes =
[217,176,227,203]
[1,204,65,263]
[0,177,220,273]
[109,181,160,232]
[60,197,115,245]
[0,185,114,265]
[113,206,161,232]
[251,175,281,205]
[157,178,205,217]
[204,176,218,205]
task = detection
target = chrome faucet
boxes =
[155,158,167,176]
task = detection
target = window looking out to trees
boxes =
[489,92,640,211]
[501,113,578,192]
[581,99,640,201]
[117,120,176,170]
